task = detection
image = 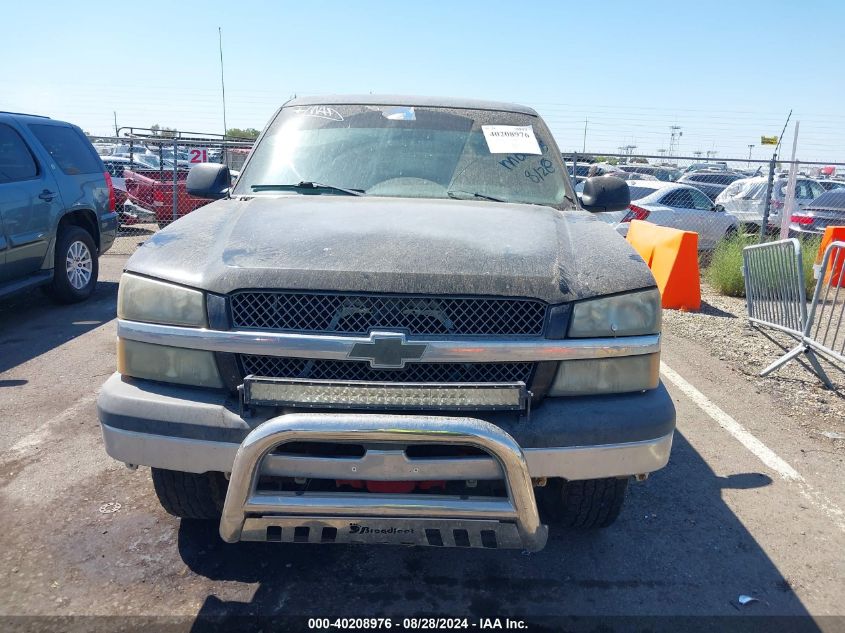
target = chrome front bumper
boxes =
[219,413,548,551]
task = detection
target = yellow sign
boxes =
[761,135,778,145]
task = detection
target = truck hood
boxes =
[125,195,655,303]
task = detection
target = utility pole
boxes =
[759,111,792,243]
[218,27,228,164]
[582,119,588,153]
[747,144,755,167]
[779,122,800,239]
[113,112,118,137]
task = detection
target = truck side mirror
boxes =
[579,176,631,212]
[187,163,230,199]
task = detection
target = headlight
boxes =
[118,274,207,327]
[548,353,660,396]
[568,288,661,338]
[117,339,223,388]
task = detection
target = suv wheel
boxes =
[47,226,99,303]
[151,468,228,520]
[540,477,629,528]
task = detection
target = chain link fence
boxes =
[92,129,845,259]
[563,151,845,249]
[89,129,254,254]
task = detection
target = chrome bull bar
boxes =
[219,413,548,551]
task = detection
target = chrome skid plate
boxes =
[219,413,548,551]
[241,517,526,549]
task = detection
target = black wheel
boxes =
[725,226,739,240]
[540,477,629,528]
[151,468,228,520]
[47,226,98,303]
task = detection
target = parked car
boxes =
[124,166,213,228]
[677,170,745,202]
[618,165,681,182]
[102,157,158,226]
[684,161,729,173]
[110,144,151,156]
[97,95,675,551]
[715,175,826,231]
[622,172,658,181]
[789,189,845,237]
[0,112,117,302]
[566,161,624,182]
[594,180,739,249]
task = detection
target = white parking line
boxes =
[660,361,845,532]
[660,362,801,481]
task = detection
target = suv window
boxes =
[0,123,39,183]
[661,189,695,208]
[29,124,102,175]
[793,180,812,200]
[807,180,825,199]
[103,161,125,178]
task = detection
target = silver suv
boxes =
[715,174,826,230]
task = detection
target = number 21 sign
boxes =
[189,148,208,163]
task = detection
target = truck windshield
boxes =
[234,104,574,208]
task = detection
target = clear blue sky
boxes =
[2,0,844,162]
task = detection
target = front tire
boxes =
[47,226,98,304]
[540,477,629,528]
[151,468,227,520]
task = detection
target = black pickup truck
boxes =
[98,95,674,552]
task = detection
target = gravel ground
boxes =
[662,283,845,449]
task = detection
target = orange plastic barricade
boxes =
[625,220,701,311]
[815,226,845,287]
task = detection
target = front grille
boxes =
[230,291,547,336]
[240,355,534,384]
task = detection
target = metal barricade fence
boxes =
[804,241,845,372]
[743,239,845,387]
[742,238,807,337]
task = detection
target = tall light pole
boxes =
[669,126,682,156]
[747,144,755,167]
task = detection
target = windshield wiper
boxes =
[447,190,506,203]
[251,181,365,196]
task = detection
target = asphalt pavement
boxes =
[1,252,843,629]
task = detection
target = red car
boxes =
[124,167,212,228]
